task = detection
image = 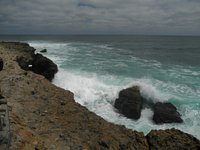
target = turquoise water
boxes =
[1,35,200,139]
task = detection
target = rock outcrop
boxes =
[147,128,200,150]
[13,42,58,81]
[114,86,143,120]
[153,102,183,124]
[30,53,58,81]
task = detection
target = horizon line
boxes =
[0,34,200,37]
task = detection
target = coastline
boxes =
[0,42,199,149]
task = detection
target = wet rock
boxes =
[13,43,57,81]
[114,86,143,120]
[17,53,58,81]
[40,49,47,53]
[31,54,58,81]
[0,58,3,71]
[146,128,200,150]
[153,102,183,124]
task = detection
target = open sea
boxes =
[1,35,200,139]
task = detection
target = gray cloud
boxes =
[0,0,200,35]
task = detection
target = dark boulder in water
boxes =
[0,57,3,71]
[146,128,200,150]
[40,49,47,53]
[30,54,58,81]
[153,102,183,124]
[114,86,143,120]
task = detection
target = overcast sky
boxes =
[0,0,200,35]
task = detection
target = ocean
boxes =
[1,35,200,139]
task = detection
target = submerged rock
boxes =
[40,49,47,53]
[153,102,183,124]
[114,86,143,120]
[146,128,200,150]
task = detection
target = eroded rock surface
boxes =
[8,42,58,81]
[147,128,200,150]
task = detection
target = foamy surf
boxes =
[28,38,200,139]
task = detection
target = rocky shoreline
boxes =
[0,42,200,150]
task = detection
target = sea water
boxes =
[1,35,200,139]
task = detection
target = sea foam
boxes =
[29,41,200,139]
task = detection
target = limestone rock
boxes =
[146,128,200,150]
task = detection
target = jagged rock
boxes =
[153,102,183,124]
[16,51,58,81]
[114,86,143,120]
[40,49,47,53]
[146,128,200,150]
[31,54,58,81]
[0,58,3,71]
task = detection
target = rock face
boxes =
[40,49,47,53]
[30,54,58,81]
[114,86,143,119]
[147,128,200,150]
[14,43,58,81]
[0,57,3,71]
[153,102,183,124]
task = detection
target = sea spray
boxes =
[28,36,200,139]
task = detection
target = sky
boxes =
[0,0,200,35]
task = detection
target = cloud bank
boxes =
[0,0,200,35]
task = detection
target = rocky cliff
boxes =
[0,42,199,150]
